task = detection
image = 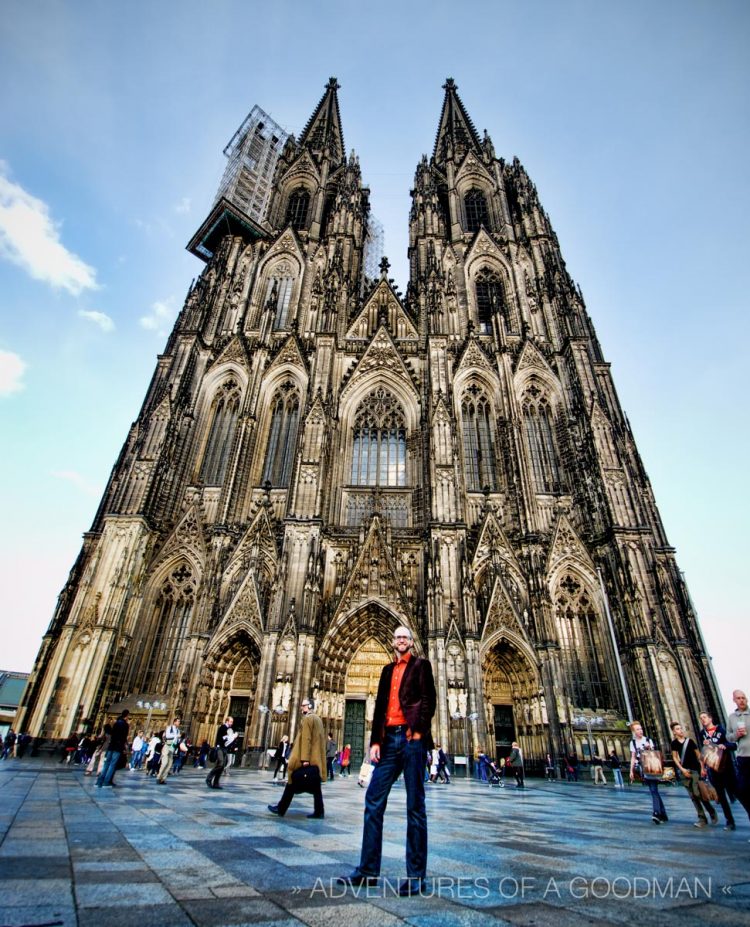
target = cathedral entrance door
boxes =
[343,699,366,770]
[228,696,250,753]
[493,705,515,762]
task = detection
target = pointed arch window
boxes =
[199,379,241,485]
[285,187,310,230]
[465,187,490,233]
[523,387,564,492]
[262,382,300,487]
[265,275,294,330]
[142,563,195,694]
[475,268,504,334]
[461,387,496,491]
[555,573,614,709]
[351,387,407,487]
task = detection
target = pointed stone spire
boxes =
[298,77,345,168]
[432,77,483,166]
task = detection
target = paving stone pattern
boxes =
[0,761,749,927]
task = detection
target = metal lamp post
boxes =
[258,705,270,769]
[136,699,167,735]
[573,715,605,773]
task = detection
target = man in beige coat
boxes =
[268,697,327,819]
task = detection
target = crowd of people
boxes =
[4,685,749,861]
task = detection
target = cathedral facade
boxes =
[18,79,721,769]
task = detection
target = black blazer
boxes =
[370,655,436,751]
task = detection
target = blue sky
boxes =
[1,1,748,715]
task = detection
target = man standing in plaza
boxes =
[727,689,750,824]
[268,697,327,818]
[339,625,436,896]
[96,710,129,788]
[206,716,235,790]
[508,741,525,789]
[157,717,181,785]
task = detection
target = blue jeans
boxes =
[358,727,428,878]
[96,750,121,787]
[646,779,666,816]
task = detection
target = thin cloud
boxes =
[51,470,100,497]
[78,309,114,332]
[174,197,191,214]
[0,348,27,396]
[0,162,98,295]
[140,298,177,337]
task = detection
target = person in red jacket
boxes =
[338,626,436,896]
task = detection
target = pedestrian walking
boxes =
[608,750,624,788]
[727,689,750,825]
[670,721,718,828]
[206,716,236,790]
[326,733,338,781]
[268,698,327,818]
[157,718,181,784]
[629,720,668,823]
[699,710,737,830]
[96,711,130,788]
[272,735,290,781]
[508,742,525,789]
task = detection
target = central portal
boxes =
[343,636,390,769]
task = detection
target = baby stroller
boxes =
[478,753,505,787]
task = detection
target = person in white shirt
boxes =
[157,718,181,785]
[130,731,145,770]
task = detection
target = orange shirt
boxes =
[386,651,411,726]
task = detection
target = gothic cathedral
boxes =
[19,79,721,768]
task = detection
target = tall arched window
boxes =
[464,187,490,233]
[523,386,564,492]
[265,274,294,330]
[285,187,310,230]
[199,379,241,485]
[475,268,504,334]
[461,387,496,491]
[262,382,300,487]
[555,573,614,709]
[142,563,195,693]
[350,388,407,487]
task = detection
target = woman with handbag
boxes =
[699,710,736,830]
[670,722,718,827]
[629,721,668,824]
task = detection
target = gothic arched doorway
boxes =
[342,636,391,768]
[481,634,542,763]
[197,628,262,752]
[315,603,412,769]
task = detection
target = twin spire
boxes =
[297,76,485,170]
[298,76,345,168]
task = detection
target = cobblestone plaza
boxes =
[1,761,748,927]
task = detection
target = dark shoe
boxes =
[212,785,223,789]
[659,812,668,822]
[307,812,325,818]
[335,871,378,887]
[205,779,213,788]
[724,822,736,830]
[267,804,281,816]
[651,814,661,824]
[398,878,427,896]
